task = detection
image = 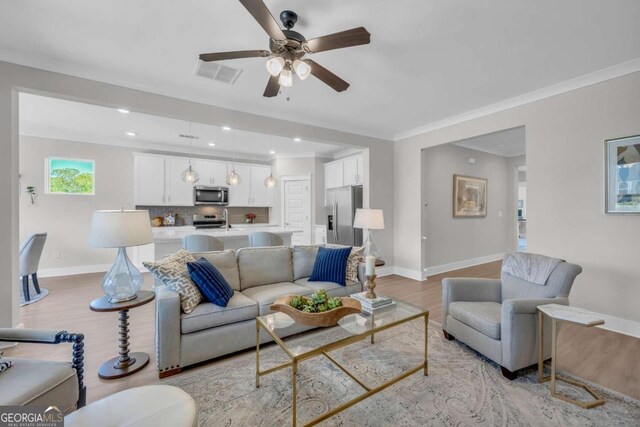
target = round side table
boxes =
[90,290,155,380]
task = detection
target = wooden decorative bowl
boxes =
[270,296,362,327]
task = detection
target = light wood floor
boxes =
[6,262,640,404]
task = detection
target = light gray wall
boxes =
[0,60,394,327]
[420,144,514,269]
[19,136,134,270]
[395,71,640,322]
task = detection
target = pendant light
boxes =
[264,135,278,188]
[181,121,200,183]
[226,130,241,186]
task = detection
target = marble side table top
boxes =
[537,304,605,327]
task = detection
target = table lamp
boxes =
[90,210,153,303]
[353,208,385,259]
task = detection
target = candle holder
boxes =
[365,274,377,299]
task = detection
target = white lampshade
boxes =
[353,208,385,230]
[278,67,293,87]
[293,59,311,80]
[90,210,153,248]
[266,57,285,76]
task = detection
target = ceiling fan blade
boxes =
[263,75,280,98]
[239,0,287,41]
[304,27,370,53]
[199,50,270,62]
[304,60,350,92]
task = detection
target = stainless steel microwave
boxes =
[194,186,229,205]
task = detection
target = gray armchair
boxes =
[19,232,47,302]
[0,329,85,413]
[442,253,582,379]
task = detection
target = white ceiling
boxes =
[2,1,640,140]
[19,93,347,160]
[452,127,525,158]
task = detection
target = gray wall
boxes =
[395,71,640,322]
[420,144,516,269]
[0,60,394,328]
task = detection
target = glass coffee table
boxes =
[255,300,428,427]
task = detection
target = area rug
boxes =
[166,321,640,426]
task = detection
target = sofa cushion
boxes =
[292,245,320,280]
[143,249,201,314]
[309,246,352,286]
[192,250,240,291]
[237,247,294,290]
[187,258,234,307]
[0,358,79,414]
[448,301,502,340]
[181,292,258,334]
[295,277,362,298]
[241,282,313,315]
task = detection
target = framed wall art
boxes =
[605,134,640,214]
[453,174,487,217]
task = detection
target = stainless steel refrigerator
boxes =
[326,186,363,246]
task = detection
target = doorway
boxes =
[517,165,527,251]
[281,176,312,245]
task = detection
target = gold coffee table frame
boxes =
[256,307,429,427]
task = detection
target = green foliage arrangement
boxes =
[49,168,94,194]
[289,290,343,313]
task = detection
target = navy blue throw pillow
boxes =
[309,246,352,286]
[187,258,234,307]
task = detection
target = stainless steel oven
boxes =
[194,186,229,205]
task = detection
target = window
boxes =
[606,135,640,213]
[46,157,95,195]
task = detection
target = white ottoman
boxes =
[65,385,197,427]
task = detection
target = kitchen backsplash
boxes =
[137,206,270,226]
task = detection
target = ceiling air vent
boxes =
[195,60,242,85]
[179,134,199,140]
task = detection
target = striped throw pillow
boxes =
[309,246,352,286]
[187,258,235,307]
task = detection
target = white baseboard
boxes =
[424,253,505,278]
[375,266,395,277]
[391,266,425,281]
[38,264,112,278]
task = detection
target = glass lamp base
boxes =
[363,231,380,259]
[102,247,143,303]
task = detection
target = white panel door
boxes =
[228,164,252,206]
[134,154,165,205]
[283,179,311,245]
[250,165,272,206]
[211,161,228,187]
[343,156,359,186]
[192,159,213,185]
[165,157,195,206]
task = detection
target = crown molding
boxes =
[394,58,640,141]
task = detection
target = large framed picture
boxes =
[453,174,487,217]
[45,157,95,195]
[605,134,640,214]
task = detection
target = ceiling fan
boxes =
[199,0,371,97]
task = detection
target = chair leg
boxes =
[22,276,30,302]
[32,273,41,294]
[443,330,455,341]
[501,366,518,380]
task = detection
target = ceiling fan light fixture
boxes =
[266,57,285,77]
[278,66,293,87]
[293,59,311,80]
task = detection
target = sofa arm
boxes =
[442,278,501,329]
[156,286,182,377]
[500,297,569,372]
[0,328,64,343]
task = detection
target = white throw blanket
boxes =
[502,253,563,285]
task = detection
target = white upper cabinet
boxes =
[227,164,252,206]
[325,153,363,189]
[164,157,195,206]
[134,154,165,205]
[210,161,228,187]
[192,160,228,187]
[249,165,273,206]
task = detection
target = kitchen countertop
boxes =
[152,225,302,242]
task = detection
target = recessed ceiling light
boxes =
[126,131,137,136]
[294,137,302,142]
[269,150,276,154]
[208,142,216,147]
[222,126,231,131]
[117,108,130,114]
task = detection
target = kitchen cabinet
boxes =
[343,155,363,186]
[324,153,363,189]
[249,165,273,206]
[324,161,344,190]
[192,159,228,187]
[227,164,252,206]
[134,155,165,205]
[164,157,195,206]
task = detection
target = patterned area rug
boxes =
[167,321,640,426]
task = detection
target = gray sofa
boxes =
[156,246,363,377]
[442,253,582,379]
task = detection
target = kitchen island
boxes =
[151,225,302,260]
